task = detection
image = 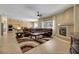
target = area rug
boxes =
[16,37,51,53]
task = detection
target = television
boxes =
[8,25,13,31]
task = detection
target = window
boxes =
[37,20,53,28]
[43,20,53,28]
[38,22,42,28]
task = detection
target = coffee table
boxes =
[31,32,44,40]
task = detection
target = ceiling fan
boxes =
[36,11,42,18]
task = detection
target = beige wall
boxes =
[63,7,74,24]
[7,19,33,29]
[0,16,8,36]
[56,7,74,25]
[56,7,74,36]
[75,5,79,32]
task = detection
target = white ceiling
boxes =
[0,4,73,21]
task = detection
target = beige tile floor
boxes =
[0,32,22,54]
[0,32,70,54]
[25,36,70,54]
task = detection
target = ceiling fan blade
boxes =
[39,14,42,17]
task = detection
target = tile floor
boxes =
[25,36,70,54]
[0,32,70,54]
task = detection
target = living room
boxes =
[0,4,79,54]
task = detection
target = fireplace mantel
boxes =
[58,23,74,26]
[57,25,74,41]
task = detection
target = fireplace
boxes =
[59,27,66,36]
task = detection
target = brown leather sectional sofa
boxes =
[23,28,52,33]
[16,28,52,39]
